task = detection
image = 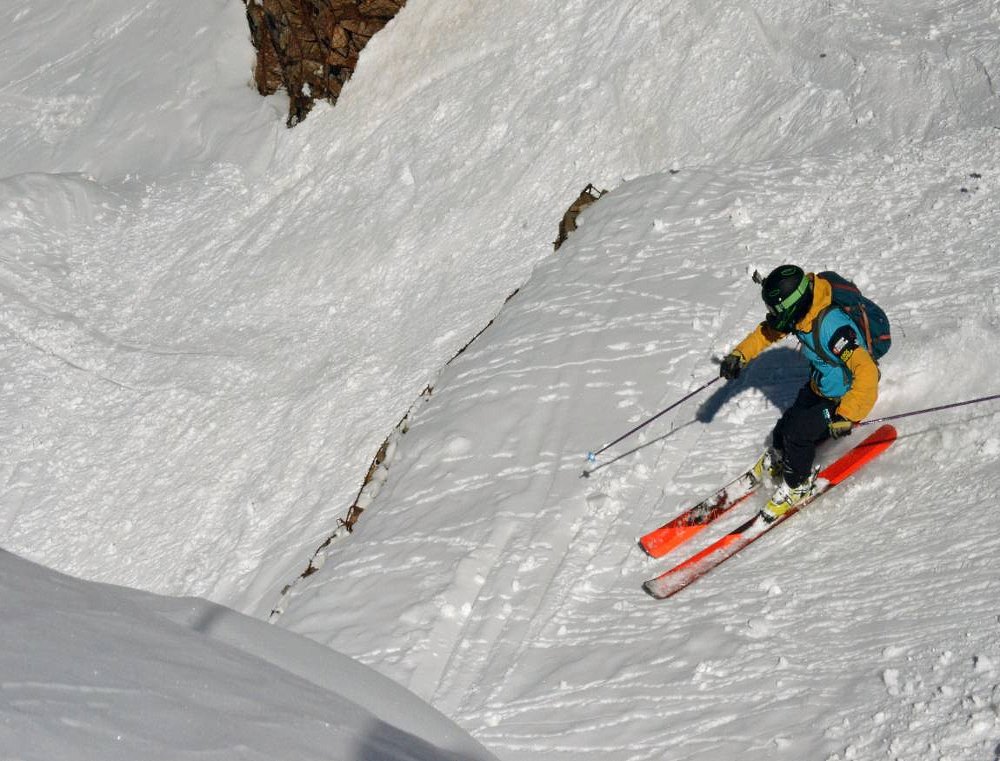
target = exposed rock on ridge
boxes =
[244,0,406,126]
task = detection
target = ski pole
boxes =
[859,392,1000,427]
[587,376,721,462]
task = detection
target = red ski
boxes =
[639,469,762,558]
[642,424,897,600]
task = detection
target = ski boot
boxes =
[751,447,784,484]
[760,474,815,523]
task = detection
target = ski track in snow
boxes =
[280,134,1000,760]
[3,0,1000,760]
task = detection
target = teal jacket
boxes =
[794,308,866,399]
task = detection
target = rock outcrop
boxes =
[244,0,406,126]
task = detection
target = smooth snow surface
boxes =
[0,549,497,761]
[2,1,1000,760]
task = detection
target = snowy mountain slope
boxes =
[1,0,1000,760]
[278,130,1000,760]
[0,549,498,761]
[0,0,279,180]
[3,0,999,613]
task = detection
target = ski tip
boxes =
[851,423,898,449]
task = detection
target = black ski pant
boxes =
[771,384,839,487]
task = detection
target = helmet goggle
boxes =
[765,272,810,326]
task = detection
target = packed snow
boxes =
[2,1,999,760]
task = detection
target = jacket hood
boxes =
[795,274,832,333]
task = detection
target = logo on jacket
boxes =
[828,325,857,358]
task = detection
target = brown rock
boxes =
[243,0,406,126]
[554,184,608,251]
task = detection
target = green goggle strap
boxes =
[770,272,810,315]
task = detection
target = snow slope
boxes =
[2,0,1000,759]
[278,135,1000,760]
[0,549,498,761]
[4,0,998,608]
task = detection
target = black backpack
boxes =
[817,271,892,360]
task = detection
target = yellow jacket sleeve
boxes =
[835,348,880,421]
[732,322,786,363]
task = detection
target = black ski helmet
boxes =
[761,264,813,331]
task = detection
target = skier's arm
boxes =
[732,321,786,364]
[835,347,880,421]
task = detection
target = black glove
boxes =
[720,352,745,380]
[828,415,854,439]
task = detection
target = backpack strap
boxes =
[808,306,858,393]
[816,273,876,357]
[817,272,885,363]
[809,306,840,366]
[853,303,875,357]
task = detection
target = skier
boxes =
[719,264,881,521]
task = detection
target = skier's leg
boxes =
[771,384,816,460]
[777,387,837,486]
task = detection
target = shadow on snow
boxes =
[583,347,808,477]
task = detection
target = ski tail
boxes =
[638,471,759,558]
